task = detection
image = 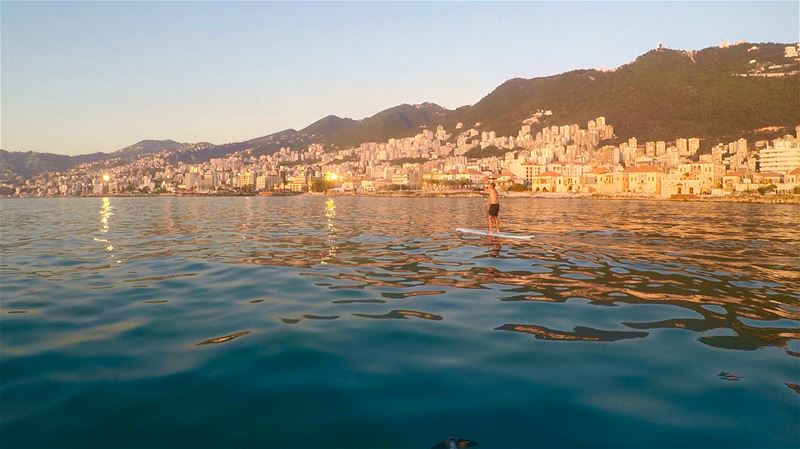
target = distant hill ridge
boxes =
[0,139,184,182]
[2,42,798,181]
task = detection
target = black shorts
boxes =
[488,204,500,217]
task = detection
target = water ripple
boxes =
[1,196,798,448]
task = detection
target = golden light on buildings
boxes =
[102,174,110,182]
[324,172,338,181]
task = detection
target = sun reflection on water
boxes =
[97,197,119,261]
[321,198,337,265]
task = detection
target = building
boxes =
[595,171,626,194]
[580,167,608,192]
[676,138,688,154]
[238,171,255,188]
[688,138,701,154]
[531,172,561,192]
[758,140,800,173]
[677,162,726,194]
[785,166,800,184]
[623,165,663,194]
[722,171,754,193]
[779,166,800,192]
[285,175,307,192]
[518,163,546,185]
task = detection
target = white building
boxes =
[759,140,800,173]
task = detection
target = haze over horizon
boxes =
[2,1,798,156]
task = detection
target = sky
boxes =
[1,1,798,155]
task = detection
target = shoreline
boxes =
[4,191,798,204]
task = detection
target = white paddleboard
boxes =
[456,228,535,240]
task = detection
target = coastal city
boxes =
[4,40,799,201]
[3,3,800,449]
[6,112,800,200]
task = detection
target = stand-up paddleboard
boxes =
[456,227,535,240]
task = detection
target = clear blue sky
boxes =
[2,1,798,155]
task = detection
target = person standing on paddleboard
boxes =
[485,182,501,233]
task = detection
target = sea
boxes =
[1,196,798,448]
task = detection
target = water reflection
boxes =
[322,198,337,265]
[719,371,742,381]
[196,331,250,345]
[496,323,648,342]
[1,196,798,405]
[224,197,798,361]
[353,309,444,321]
[95,197,119,263]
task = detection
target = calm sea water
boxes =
[1,196,798,449]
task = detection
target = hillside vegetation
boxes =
[2,42,798,181]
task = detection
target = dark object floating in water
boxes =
[353,309,443,321]
[280,317,301,324]
[196,331,250,345]
[786,383,800,394]
[332,299,386,304]
[7,310,27,314]
[249,299,264,303]
[719,371,742,381]
[431,436,479,449]
[496,324,648,342]
[144,300,168,304]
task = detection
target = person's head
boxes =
[489,182,495,189]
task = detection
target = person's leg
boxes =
[487,214,493,233]
[495,215,501,233]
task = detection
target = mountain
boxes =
[3,41,798,181]
[115,139,183,157]
[168,129,313,164]
[171,103,450,163]
[324,103,450,147]
[0,139,185,183]
[297,43,798,149]
[300,115,357,137]
[446,43,800,143]
[0,150,108,183]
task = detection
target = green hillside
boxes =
[324,103,449,148]
[446,43,800,144]
[3,42,798,180]
[0,140,183,183]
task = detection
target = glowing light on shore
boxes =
[324,172,338,181]
[102,174,110,182]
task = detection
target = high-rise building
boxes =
[645,141,656,156]
[238,171,255,188]
[676,138,688,155]
[688,138,701,154]
[656,141,666,156]
[758,140,800,173]
[737,138,748,154]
